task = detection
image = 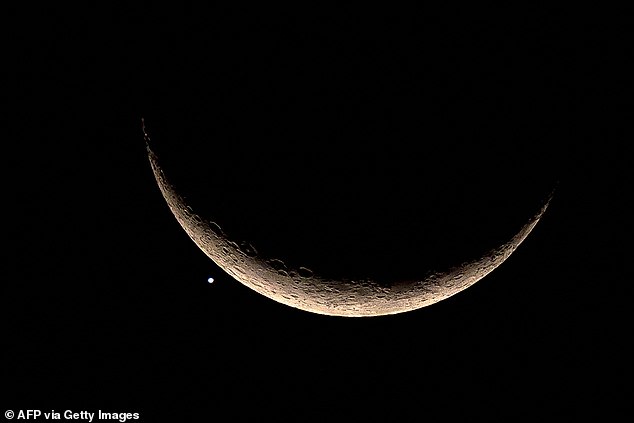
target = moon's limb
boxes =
[145,136,552,317]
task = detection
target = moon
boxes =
[144,127,552,317]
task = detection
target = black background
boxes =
[5,4,630,420]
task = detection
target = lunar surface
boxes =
[144,126,552,317]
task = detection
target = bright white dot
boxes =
[207,277,214,284]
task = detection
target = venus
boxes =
[144,122,552,317]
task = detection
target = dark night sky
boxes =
[5,4,630,420]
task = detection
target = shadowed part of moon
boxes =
[145,135,552,317]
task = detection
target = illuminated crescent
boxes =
[145,126,552,317]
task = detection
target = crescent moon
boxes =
[144,128,552,317]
